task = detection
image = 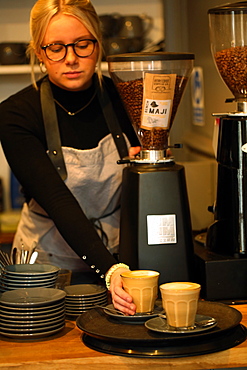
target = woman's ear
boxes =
[35,47,43,63]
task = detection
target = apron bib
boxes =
[13,134,126,271]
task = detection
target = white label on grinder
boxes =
[142,99,171,128]
[147,214,177,245]
[140,73,176,130]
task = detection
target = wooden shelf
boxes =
[0,65,40,75]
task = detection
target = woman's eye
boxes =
[49,45,64,53]
[77,41,89,49]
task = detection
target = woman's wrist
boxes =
[105,263,129,289]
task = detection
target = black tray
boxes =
[83,324,246,358]
[76,301,246,357]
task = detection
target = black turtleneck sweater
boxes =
[0,74,139,276]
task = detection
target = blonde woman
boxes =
[0,0,140,315]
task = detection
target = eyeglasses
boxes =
[41,39,97,61]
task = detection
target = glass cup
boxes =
[159,282,201,330]
[121,270,160,313]
[55,269,72,290]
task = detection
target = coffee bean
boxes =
[116,77,187,150]
[215,46,247,99]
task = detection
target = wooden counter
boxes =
[0,304,246,370]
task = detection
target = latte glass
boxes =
[160,282,201,330]
[121,270,160,313]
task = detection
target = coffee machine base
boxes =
[119,162,195,285]
[194,242,247,302]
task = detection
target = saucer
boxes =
[145,314,217,334]
[103,302,164,323]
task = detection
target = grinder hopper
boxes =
[107,52,194,161]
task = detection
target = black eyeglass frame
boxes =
[41,39,97,61]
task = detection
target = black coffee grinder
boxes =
[195,2,247,301]
[107,52,195,285]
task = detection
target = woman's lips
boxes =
[64,71,82,79]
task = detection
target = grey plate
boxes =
[0,306,65,320]
[0,313,65,329]
[64,284,107,297]
[0,288,66,307]
[103,301,164,323]
[0,323,65,339]
[1,281,56,288]
[66,304,107,313]
[0,318,65,333]
[65,297,108,309]
[2,264,60,276]
[1,276,58,284]
[145,314,217,334]
[65,291,107,302]
[0,300,65,312]
[0,312,65,325]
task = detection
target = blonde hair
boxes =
[28,0,103,88]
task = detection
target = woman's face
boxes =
[37,13,98,91]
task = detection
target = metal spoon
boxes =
[29,251,38,264]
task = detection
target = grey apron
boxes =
[12,77,132,271]
[13,134,127,270]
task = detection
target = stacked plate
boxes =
[64,284,108,318]
[0,287,66,339]
[0,264,60,292]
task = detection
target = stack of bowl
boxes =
[99,13,153,58]
[64,284,108,318]
[0,287,66,339]
[0,264,60,292]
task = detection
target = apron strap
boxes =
[40,75,129,181]
[97,84,129,160]
[40,77,68,181]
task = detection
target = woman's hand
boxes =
[109,268,136,315]
[129,146,141,158]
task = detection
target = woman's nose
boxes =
[65,46,78,63]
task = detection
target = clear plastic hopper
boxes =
[107,52,194,161]
[208,2,247,112]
